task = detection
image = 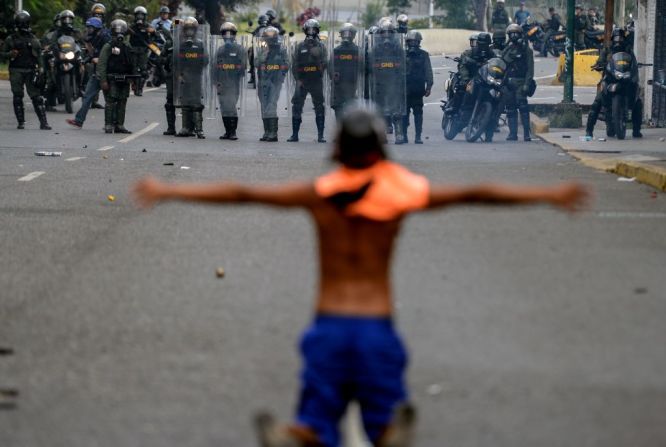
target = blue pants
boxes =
[74,75,101,125]
[297,315,408,447]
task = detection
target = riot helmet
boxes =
[368,25,379,35]
[110,19,128,41]
[14,10,31,32]
[506,24,523,43]
[377,17,395,41]
[496,0,505,7]
[220,22,238,41]
[405,30,422,48]
[339,23,357,42]
[91,3,106,20]
[182,16,199,39]
[159,6,170,17]
[257,15,268,27]
[134,6,148,24]
[477,32,492,50]
[396,14,409,33]
[60,10,75,30]
[492,30,506,48]
[611,27,626,51]
[262,26,280,46]
[53,13,62,28]
[265,9,277,23]
[303,19,320,39]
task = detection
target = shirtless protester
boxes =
[133,108,588,447]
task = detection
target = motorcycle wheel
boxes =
[612,94,627,140]
[442,114,459,140]
[62,73,73,114]
[465,102,492,143]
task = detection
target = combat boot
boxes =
[13,97,25,129]
[632,100,643,138]
[287,117,301,142]
[401,115,409,144]
[265,118,278,142]
[193,109,205,139]
[585,110,598,138]
[220,117,231,139]
[315,115,326,143]
[177,108,194,137]
[164,104,176,135]
[113,99,131,133]
[259,119,269,141]
[414,113,424,144]
[385,115,393,134]
[32,97,52,130]
[393,118,405,145]
[228,117,238,140]
[520,110,532,141]
[506,112,518,141]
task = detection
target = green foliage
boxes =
[386,0,411,15]
[434,0,475,29]
[361,0,386,28]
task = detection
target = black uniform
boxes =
[403,46,433,143]
[214,38,246,137]
[162,28,176,134]
[2,29,51,129]
[98,38,135,133]
[330,40,360,121]
[574,13,589,50]
[129,21,154,95]
[448,48,491,114]
[542,13,562,56]
[289,37,328,141]
[502,39,534,141]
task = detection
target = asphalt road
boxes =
[0,58,664,447]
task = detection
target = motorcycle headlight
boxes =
[614,70,630,80]
[65,52,75,60]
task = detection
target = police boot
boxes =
[520,110,532,141]
[220,117,231,139]
[266,118,279,142]
[401,115,409,144]
[316,115,326,143]
[114,99,131,134]
[13,97,25,129]
[414,113,424,144]
[104,102,115,133]
[632,100,643,138]
[385,115,393,134]
[287,117,301,142]
[177,109,194,137]
[32,97,52,130]
[260,119,269,141]
[228,117,238,140]
[393,118,405,145]
[193,109,205,139]
[164,104,176,135]
[506,111,518,141]
[585,110,598,138]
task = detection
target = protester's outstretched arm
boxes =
[427,182,589,212]
[133,176,319,209]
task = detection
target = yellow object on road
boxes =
[107,195,115,202]
[552,49,602,87]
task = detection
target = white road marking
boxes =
[18,171,45,182]
[98,145,115,151]
[118,122,159,144]
[598,212,666,219]
[143,87,160,93]
[534,74,557,80]
[66,156,86,161]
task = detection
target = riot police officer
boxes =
[402,31,433,144]
[129,6,153,96]
[446,33,493,114]
[396,14,409,34]
[574,5,589,50]
[491,0,510,33]
[265,10,284,35]
[256,26,289,142]
[214,22,247,140]
[2,11,51,130]
[492,30,507,53]
[174,17,209,139]
[247,15,268,87]
[585,28,643,138]
[98,19,134,134]
[151,6,172,31]
[369,18,406,144]
[330,23,360,122]
[288,19,328,143]
[502,24,534,141]
[43,10,82,109]
[161,21,176,135]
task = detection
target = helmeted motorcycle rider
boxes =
[214,22,247,140]
[288,19,328,143]
[256,26,289,142]
[396,14,409,34]
[502,23,534,141]
[585,28,643,138]
[492,30,507,53]
[43,9,83,109]
[2,11,51,130]
[330,23,361,121]
[97,19,135,134]
[402,31,433,144]
[445,33,493,115]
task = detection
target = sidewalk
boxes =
[538,124,666,191]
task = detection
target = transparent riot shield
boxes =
[209,35,248,119]
[365,32,406,120]
[329,28,364,119]
[288,34,329,119]
[173,23,210,109]
[253,33,291,118]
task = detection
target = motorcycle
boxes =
[584,28,604,50]
[464,57,507,142]
[46,35,83,113]
[522,20,546,53]
[146,29,167,87]
[440,56,467,140]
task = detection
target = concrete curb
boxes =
[537,131,666,191]
[530,113,549,134]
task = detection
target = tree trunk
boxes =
[472,0,488,31]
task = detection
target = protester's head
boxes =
[548,7,556,14]
[333,107,387,169]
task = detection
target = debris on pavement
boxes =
[634,287,648,294]
[107,195,116,202]
[163,162,174,166]
[102,155,108,159]
[579,136,592,142]
[34,151,62,157]
[0,347,13,356]
[180,166,190,170]
[660,137,665,142]
[651,192,658,198]
[427,384,443,396]
[597,138,606,142]
[562,135,571,139]
[142,148,147,153]
[216,267,225,278]
[83,145,88,148]
[617,177,636,182]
